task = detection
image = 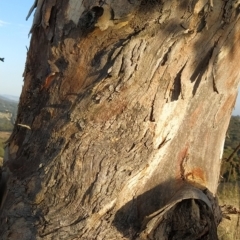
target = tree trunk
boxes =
[1,0,239,239]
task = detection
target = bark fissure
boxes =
[149,93,157,122]
[170,63,187,101]
[191,44,215,96]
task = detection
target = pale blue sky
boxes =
[0,1,239,115]
[0,0,32,96]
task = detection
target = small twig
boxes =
[224,142,240,163]
[17,124,31,130]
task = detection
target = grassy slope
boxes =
[0,131,11,165]
[221,116,240,182]
[0,96,17,160]
[217,116,240,239]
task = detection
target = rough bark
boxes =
[0,0,239,239]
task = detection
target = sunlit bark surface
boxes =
[0,0,239,239]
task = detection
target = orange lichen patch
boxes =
[185,167,206,188]
[41,73,57,90]
[176,147,207,189]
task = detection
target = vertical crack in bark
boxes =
[188,0,199,13]
[222,0,235,24]
[196,4,211,33]
[179,148,189,181]
[157,134,171,150]
[161,47,171,66]
[208,38,221,94]
[191,44,216,96]
[170,62,187,101]
[42,0,57,29]
[149,92,157,122]
[161,41,176,66]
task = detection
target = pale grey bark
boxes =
[0,0,239,239]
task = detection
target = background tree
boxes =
[0,0,239,239]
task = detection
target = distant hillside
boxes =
[221,116,240,182]
[218,116,240,240]
[0,96,18,159]
[0,131,11,163]
[0,96,18,131]
[0,94,19,102]
[224,116,240,149]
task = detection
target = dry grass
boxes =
[0,131,11,140]
[217,182,240,240]
[0,131,11,163]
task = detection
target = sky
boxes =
[0,0,33,96]
[0,1,239,115]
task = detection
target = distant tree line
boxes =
[221,116,240,182]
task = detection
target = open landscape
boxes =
[0,131,11,165]
[0,95,17,165]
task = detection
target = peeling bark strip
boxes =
[0,0,240,239]
[137,184,221,240]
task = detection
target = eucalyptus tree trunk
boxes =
[0,0,239,239]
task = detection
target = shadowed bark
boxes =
[0,0,239,239]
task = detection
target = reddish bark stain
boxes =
[188,104,203,128]
[185,167,206,186]
[176,146,206,187]
[41,73,56,90]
